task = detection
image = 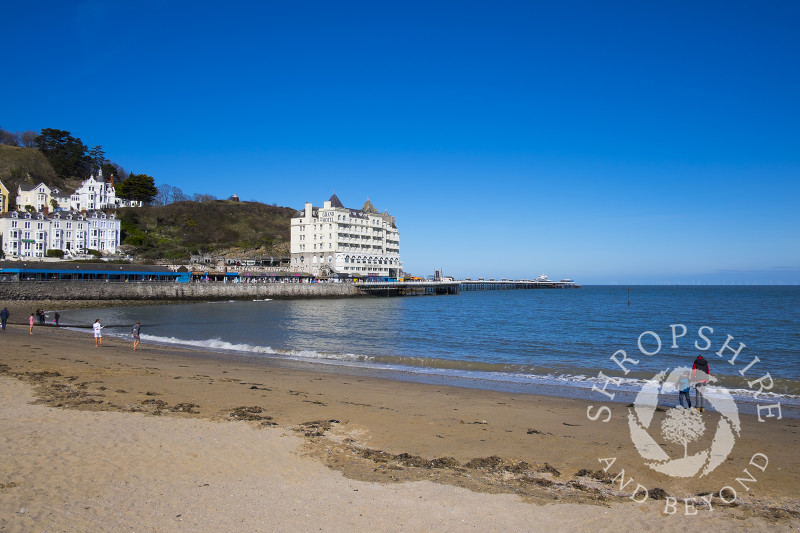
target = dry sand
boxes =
[0,313,798,531]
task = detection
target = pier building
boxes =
[290,194,402,278]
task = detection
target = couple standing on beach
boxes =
[92,320,141,349]
[677,355,711,412]
[92,319,141,350]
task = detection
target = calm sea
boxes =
[59,286,800,415]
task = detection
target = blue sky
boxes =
[2,1,798,283]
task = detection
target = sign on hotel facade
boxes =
[290,194,401,278]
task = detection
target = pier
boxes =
[354,278,580,296]
[460,279,580,291]
[354,280,461,296]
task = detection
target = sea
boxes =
[58,285,800,417]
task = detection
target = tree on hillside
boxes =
[88,145,106,172]
[193,193,217,203]
[0,128,19,145]
[117,173,158,204]
[0,128,39,147]
[101,161,128,183]
[155,184,190,206]
[34,128,92,180]
[19,131,38,148]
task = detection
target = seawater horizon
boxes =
[59,285,800,417]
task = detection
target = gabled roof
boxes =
[329,193,344,208]
[17,182,49,193]
[362,198,378,214]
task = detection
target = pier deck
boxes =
[355,279,580,296]
[354,280,461,296]
[460,280,580,290]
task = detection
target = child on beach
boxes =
[677,371,692,409]
[29,313,35,334]
[93,319,104,347]
[692,354,710,412]
[132,322,141,350]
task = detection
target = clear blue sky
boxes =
[2,1,798,284]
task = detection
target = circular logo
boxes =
[628,367,741,478]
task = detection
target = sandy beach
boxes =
[1,306,798,531]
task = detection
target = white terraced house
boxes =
[290,194,402,278]
[0,209,121,258]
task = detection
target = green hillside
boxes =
[0,145,63,206]
[117,200,296,260]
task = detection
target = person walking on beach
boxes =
[692,355,710,412]
[93,319,104,347]
[132,321,141,350]
[677,370,692,409]
[29,313,35,334]
[53,312,60,326]
[0,307,9,330]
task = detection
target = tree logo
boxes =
[628,367,741,478]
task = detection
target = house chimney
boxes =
[43,206,49,215]
[110,174,115,186]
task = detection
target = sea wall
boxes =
[0,281,365,301]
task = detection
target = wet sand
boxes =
[0,314,798,531]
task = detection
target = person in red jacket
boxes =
[692,355,710,412]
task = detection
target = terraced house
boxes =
[0,210,121,258]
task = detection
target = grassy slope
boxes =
[0,145,60,205]
[117,200,297,260]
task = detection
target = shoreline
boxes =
[11,299,800,418]
[0,317,798,529]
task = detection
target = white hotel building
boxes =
[290,194,402,278]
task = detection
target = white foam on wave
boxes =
[139,334,374,363]
[141,334,279,354]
